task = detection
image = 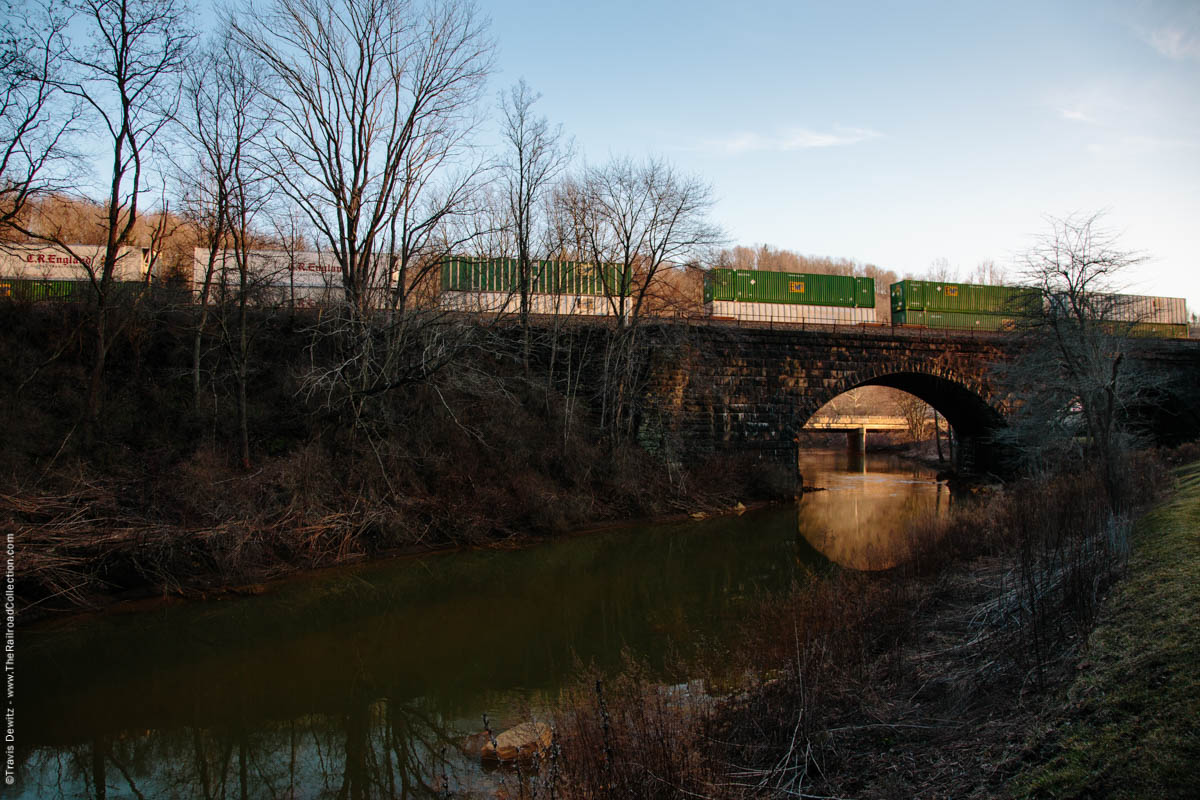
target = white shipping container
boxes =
[194,248,341,291]
[1103,294,1188,325]
[194,249,404,306]
[706,300,876,325]
[441,290,616,316]
[1050,292,1189,325]
[0,243,150,282]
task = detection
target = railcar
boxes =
[703,268,876,324]
[890,279,1188,338]
[440,256,630,316]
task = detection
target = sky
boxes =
[477,0,1200,313]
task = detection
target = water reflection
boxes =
[17,697,479,800]
[796,450,951,570]
[14,452,948,798]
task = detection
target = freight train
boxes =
[3,248,1190,339]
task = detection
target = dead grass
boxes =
[506,453,1183,799]
[1011,461,1200,799]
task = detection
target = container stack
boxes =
[703,268,876,324]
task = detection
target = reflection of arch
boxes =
[792,362,1008,473]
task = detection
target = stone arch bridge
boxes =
[635,322,1200,475]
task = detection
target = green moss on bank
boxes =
[1013,463,1200,799]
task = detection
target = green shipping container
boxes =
[0,278,92,302]
[892,309,1022,332]
[442,258,629,297]
[890,280,1037,316]
[1117,321,1188,339]
[704,268,874,308]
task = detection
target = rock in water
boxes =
[481,722,552,762]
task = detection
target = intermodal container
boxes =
[1124,322,1189,339]
[0,278,91,302]
[704,268,874,308]
[706,300,875,324]
[1094,294,1188,326]
[890,279,1036,317]
[891,309,1021,332]
[0,278,157,303]
[1,244,151,282]
[442,257,629,297]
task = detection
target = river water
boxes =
[11,451,950,799]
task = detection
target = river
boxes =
[11,451,951,799]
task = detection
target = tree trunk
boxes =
[934,409,944,462]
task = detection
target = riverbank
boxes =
[517,451,1195,799]
[1011,459,1200,798]
[0,306,798,622]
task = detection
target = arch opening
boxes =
[798,371,1009,475]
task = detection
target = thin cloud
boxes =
[698,126,882,154]
[1143,25,1200,61]
[1059,108,1095,123]
[1087,134,1199,157]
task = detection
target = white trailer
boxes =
[705,299,877,325]
[0,243,151,282]
[1101,293,1187,325]
[194,248,402,306]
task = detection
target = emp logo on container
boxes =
[943,286,959,297]
[789,281,805,293]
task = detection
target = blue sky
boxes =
[481,0,1200,311]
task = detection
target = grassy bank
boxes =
[1013,460,1200,798]
[491,452,1196,799]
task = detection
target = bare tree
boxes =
[231,0,493,320]
[895,391,930,444]
[13,0,193,435]
[557,156,722,432]
[570,156,722,327]
[1001,212,1153,503]
[178,29,276,466]
[497,78,572,359]
[969,258,1006,285]
[0,0,78,233]
[178,30,273,420]
[926,256,957,282]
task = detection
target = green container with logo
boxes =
[704,268,874,307]
[891,280,1037,321]
[891,309,1022,331]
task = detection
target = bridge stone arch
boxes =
[637,322,1200,477]
[642,324,1014,475]
[793,360,1010,472]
